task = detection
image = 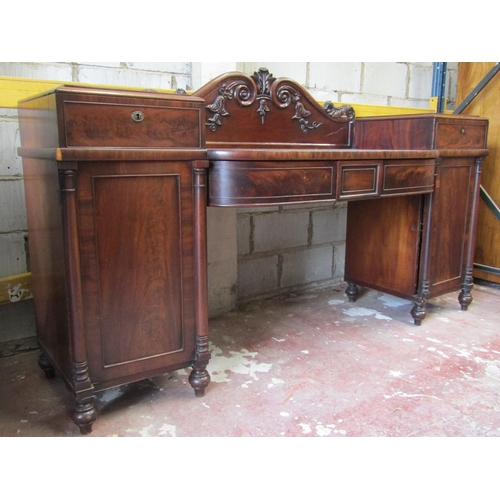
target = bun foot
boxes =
[411,302,426,326]
[458,290,472,311]
[346,282,359,303]
[189,367,210,397]
[38,353,55,379]
[73,399,97,435]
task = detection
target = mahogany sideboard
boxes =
[18,69,488,433]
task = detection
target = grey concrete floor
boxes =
[1,281,500,438]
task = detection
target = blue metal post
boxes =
[432,62,447,113]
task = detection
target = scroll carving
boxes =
[204,68,347,134]
[206,77,256,131]
[323,101,355,121]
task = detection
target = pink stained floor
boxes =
[1,281,500,438]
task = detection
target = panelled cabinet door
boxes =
[76,161,197,385]
[428,157,476,296]
[345,195,423,297]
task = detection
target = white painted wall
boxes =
[0,62,458,341]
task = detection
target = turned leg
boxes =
[188,334,211,397]
[346,282,359,303]
[191,166,211,398]
[38,352,55,379]
[458,159,482,312]
[411,301,426,326]
[70,360,96,434]
[72,397,97,435]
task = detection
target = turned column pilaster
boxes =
[188,161,211,396]
[59,165,96,434]
[459,157,484,311]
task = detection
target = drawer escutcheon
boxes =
[131,110,145,122]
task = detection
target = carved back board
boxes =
[194,68,355,149]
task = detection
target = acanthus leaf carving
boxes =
[256,67,272,96]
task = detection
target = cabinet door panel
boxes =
[93,174,183,366]
[345,196,422,296]
[77,161,196,384]
[429,158,474,295]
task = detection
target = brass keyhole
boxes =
[131,111,144,122]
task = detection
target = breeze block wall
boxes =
[237,202,347,300]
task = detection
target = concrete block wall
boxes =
[0,62,192,90]
[0,108,27,278]
[237,203,347,300]
[237,62,458,109]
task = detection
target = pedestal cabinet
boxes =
[346,114,488,324]
[18,86,211,434]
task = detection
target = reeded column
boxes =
[59,165,97,434]
[188,161,211,396]
[459,157,484,311]
[411,162,438,326]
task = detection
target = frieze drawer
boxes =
[209,161,336,206]
[46,86,206,149]
[382,159,436,195]
[62,100,203,148]
[338,161,382,199]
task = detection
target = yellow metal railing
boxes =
[0,76,443,113]
[0,76,179,108]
